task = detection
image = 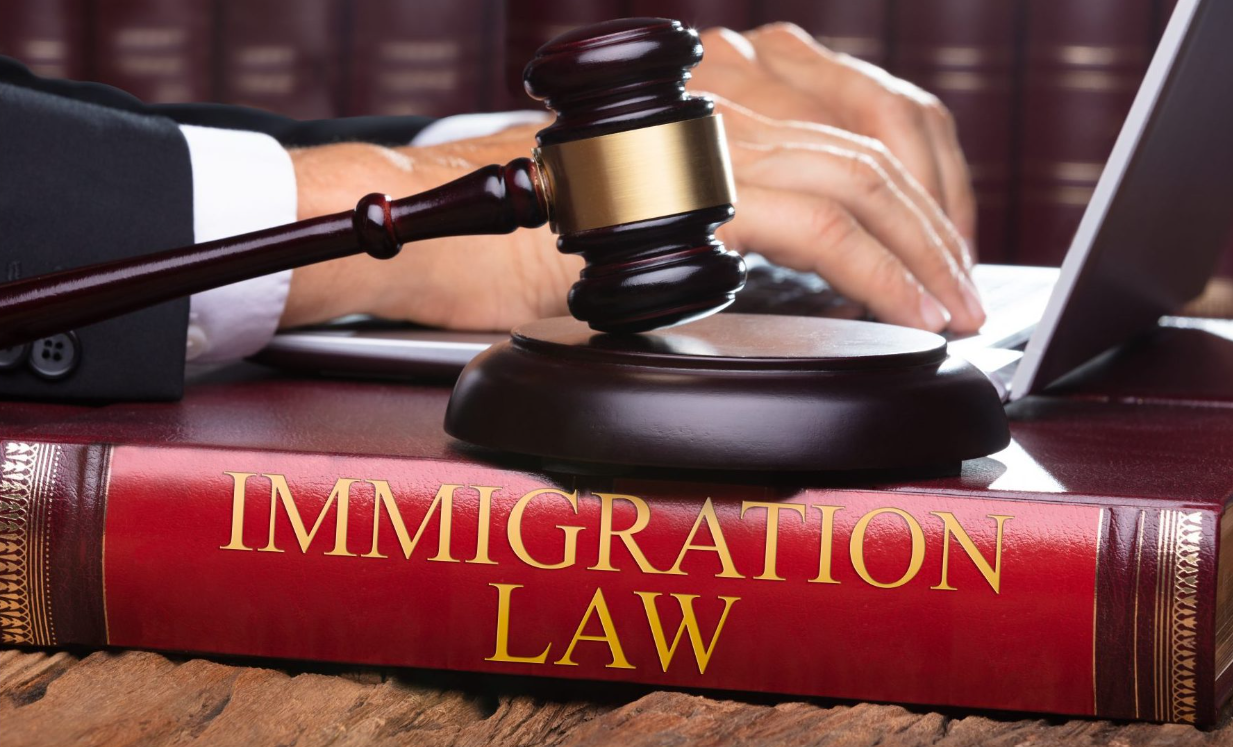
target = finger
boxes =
[728,141,985,332]
[920,103,979,249]
[692,27,833,124]
[743,26,951,214]
[722,184,951,332]
[713,96,975,276]
[856,87,948,219]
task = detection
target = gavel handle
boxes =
[0,158,547,349]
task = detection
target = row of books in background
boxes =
[2,0,1226,272]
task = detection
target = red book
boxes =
[502,0,623,110]
[90,0,214,103]
[625,1,751,31]
[1,341,1231,725]
[1017,0,1156,267]
[0,0,87,79]
[891,0,1018,264]
[344,0,498,118]
[755,0,889,66]
[218,0,341,120]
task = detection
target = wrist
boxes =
[280,143,445,328]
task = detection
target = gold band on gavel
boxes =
[533,115,736,234]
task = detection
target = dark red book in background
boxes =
[625,0,751,31]
[0,0,1227,284]
[754,0,889,67]
[345,0,498,118]
[1017,0,1155,267]
[90,0,213,103]
[218,0,341,120]
[0,0,87,79]
[891,0,1018,264]
[502,0,622,109]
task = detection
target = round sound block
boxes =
[444,314,1010,472]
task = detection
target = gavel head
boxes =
[524,18,747,334]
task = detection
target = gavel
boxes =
[0,18,747,349]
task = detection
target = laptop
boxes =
[257,0,1233,402]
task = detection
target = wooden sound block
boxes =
[444,314,1010,472]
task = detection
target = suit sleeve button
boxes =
[29,332,80,380]
[0,344,29,371]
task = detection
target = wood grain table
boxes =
[1,649,1229,746]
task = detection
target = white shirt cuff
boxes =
[181,124,296,363]
[182,112,545,364]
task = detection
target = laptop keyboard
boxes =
[734,255,1060,351]
[949,265,1061,349]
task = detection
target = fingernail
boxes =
[961,276,986,324]
[919,292,950,331]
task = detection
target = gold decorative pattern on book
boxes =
[1153,510,1202,724]
[0,441,59,646]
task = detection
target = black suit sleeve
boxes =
[0,56,435,147]
[0,80,194,402]
[0,57,438,403]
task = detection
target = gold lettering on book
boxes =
[470,484,498,565]
[740,501,807,582]
[220,472,258,551]
[484,582,739,674]
[222,474,481,563]
[636,592,739,675]
[363,481,461,562]
[930,512,1012,593]
[260,475,358,557]
[486,583,552,664]
[588,493,663,574]
[220,477,1018,590]
[508,488,583,570]
[667,498,744,579]
[0,441,59,647]
[850,508,925,589]
[809,505,844,585]
[554,588,635,669]
[217,475,1029,676]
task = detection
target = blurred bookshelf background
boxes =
[3,0,1230,285]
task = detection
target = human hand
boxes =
[282,101,985,335]
[691,23,977,248]
[713,97,984,332]
[281,124,579,332]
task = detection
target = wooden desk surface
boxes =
[2,649,1228,746]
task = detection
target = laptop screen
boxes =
[1011,0,1233,399]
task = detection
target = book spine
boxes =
[502,0,624,110]
[1017,0,1155,266]
[217,0,341,120]
[0,0,88,80]
[344,0,494,118]
[624,1,752,31]
[890,0,1018,264]
[755,0,889,66]
[90,0,214,103]
[2,439,1221,724]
